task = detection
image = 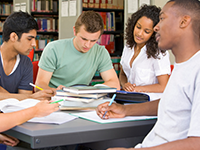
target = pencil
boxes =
[50,99,64,104]
[29,83,43,91]
[103,94,116,118]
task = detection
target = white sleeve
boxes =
[154,51,171,76]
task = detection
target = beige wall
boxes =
[151,0,168,7]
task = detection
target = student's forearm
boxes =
[119,70,127,88]
[34,81,52,92]
[0,93,30,101]
[0,107,37,132]
[134,84,166,93]
[103,80,120,90]
[124,100,159,116]
[0,86,9,93]
[134,137,200,150]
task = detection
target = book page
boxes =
[28,112,77,124]
[0,98,40,112]
[70,111,157,124]
[0,98,20,110]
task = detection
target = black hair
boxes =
[2,11,38,42]
[125,4,162,59]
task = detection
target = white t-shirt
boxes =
[120,45,171,100]
[135,50,200,148]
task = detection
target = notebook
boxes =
[70,111,157,124]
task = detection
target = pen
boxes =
[103,94,116,118]
[50,99,64,104]
[29,83,43,91]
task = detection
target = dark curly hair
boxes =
[125,5,164,59]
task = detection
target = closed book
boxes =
[59,98,111,110]
[42,18,47,31]
[62,85,117,94]
[56,90,107,99]
[51,95,104,103]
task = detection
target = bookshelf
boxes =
[0,0,13,44]
[31,0,59,60]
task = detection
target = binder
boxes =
[109,90,150,104]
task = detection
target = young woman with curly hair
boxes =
[119,5,171,100]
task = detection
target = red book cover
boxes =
[99,12,107,31]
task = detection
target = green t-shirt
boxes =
[39,38,113,88]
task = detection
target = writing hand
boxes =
[96,102,126,119]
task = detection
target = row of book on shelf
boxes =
[35,34,58,50]
[97,34,115,53]
[98,11,116,31]
[35,18,59,32]
[82,0,124,9]
[31,0,58,12]
[0,17,59,32]
[0,2,13,16]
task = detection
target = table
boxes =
[4,113,156,149]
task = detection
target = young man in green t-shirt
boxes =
[35,11,120,92]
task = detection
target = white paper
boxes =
[69,0,76,16]
[128,0,138,14]
[62,1,68,17]
[20,3,26,12]
[14,3,21,12]
[71,111,157,124]
[0,98,77,124]
[139,0,150,7]
[28,112,77,124]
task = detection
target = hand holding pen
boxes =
[29,83,55,100]
[103,94,116,118]
[96,94,126,119]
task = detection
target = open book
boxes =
[70,111,157,124]
[0,98,77,124]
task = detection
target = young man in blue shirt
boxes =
[0,11,54,100]
[0,11,59,149]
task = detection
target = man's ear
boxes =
[180,15,191,28]
[10,32,18,42]
[73,26,77,36]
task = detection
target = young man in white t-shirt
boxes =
[96,0,200,149]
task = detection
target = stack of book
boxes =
[52,85,117,110]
